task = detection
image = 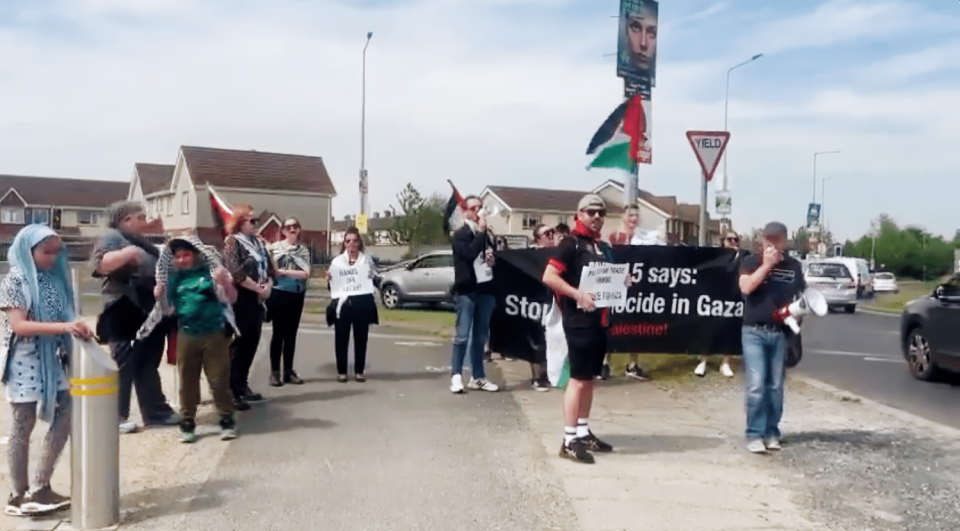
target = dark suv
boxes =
[900,275,960,380]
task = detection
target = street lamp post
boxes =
[360,31,373,218]
[821,176,835,235]
[812,150,840,205]
[720,53,762,230]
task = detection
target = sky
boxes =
[1,0,958,242]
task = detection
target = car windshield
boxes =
[875,273,894,280]
[807,263,851,279]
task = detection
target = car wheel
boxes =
[906,327,940,381]
[845,304,856,314]
[381,284,402,309]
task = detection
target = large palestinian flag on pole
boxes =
[586,95,649,170]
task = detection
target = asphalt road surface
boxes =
[151,326,577,531]
[799,310,960,429]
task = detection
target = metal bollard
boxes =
[70,339,120,530]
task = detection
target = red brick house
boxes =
[0,174,128,239]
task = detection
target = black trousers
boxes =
[335,315,369,376]
[231,294,264,397]
[111,326,175,422]
[268,290,306,373]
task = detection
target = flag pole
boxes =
[624,95,639,210]
[698,170,708,247]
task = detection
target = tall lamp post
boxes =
[720,53,763,230]
[821,176,836,243]
[812,151,840,206]
[360,31,374,218]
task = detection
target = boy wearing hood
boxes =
[163,237,239,442]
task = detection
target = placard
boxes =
[474,252,493,284]
[578,263,629,308]
[329,261,375,299]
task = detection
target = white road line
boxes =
[863,357,902,363]
[810,349,900,362]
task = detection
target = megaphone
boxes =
[481,203,501,218]
[773,287,828,334]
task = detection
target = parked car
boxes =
[873,272,899,293]
[377,250,455,309]
[804,260,858,313]
[900,275,960,380]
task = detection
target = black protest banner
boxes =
[488,248,554,363]
[487,246,743,360]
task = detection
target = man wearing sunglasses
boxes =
[542,195,615,463]
[449,196,499,394]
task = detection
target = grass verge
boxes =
[863,281,938,313]
[606,353,736,381]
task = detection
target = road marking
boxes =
[810,349,900,362]
[292,328,447,342]
[863,357,902,363]
[395,341,442,347]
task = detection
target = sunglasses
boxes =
[725,237,739,243]
[582,209,606,218]
[538,229,556,239]
[284,224,300,230]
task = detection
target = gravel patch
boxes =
[655,368,960,531]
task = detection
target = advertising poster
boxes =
[617,0,659,89]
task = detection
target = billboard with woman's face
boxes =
[617,0,658,88]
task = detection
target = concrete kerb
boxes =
[789,373,960,439]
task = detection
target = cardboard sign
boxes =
[329,261,375,299]
[578,263,629,308]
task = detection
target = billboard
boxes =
[806,203,821,226]
[617,0,658,89]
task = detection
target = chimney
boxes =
[374,212,380,219]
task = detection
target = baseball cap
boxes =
[762,222,788,238]
[577,194,606,211]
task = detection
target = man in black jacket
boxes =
[449,196,500,394]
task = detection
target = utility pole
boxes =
[360,31,373,218]
[720,53,762,232]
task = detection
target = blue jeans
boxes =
[451,293,495,379]
[742,326,787,441]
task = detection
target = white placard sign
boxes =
[329,261,375,299]
[577,263,628,308]
[474,252,493,284]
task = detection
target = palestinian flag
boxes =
[586,94,648,171]
[208,184,233,237]
[443,180,467,235]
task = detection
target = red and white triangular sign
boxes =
[685,131,731,182]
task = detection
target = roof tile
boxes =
[180,146,337,195]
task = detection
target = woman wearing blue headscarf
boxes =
[0,225,93,517]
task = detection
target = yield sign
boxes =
[685,131,731,182]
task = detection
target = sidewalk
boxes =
[495,357,960,531]
[0,317,230,531]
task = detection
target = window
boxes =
[1,207,24,225]
[26,209,49,225]
[415,255,453,269]
[522,212,541,230]
[166,196,173,216]
[78,211,101,225]
[181,191,189,214]
[807,263,851,279]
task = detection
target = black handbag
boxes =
[325,299,338,327]
[785,329,803,368]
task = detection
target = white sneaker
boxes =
[450,374,465,394]
[119,421,140,434]
[746,439,767,454]
[720,362,734,378]
[694,361,707,377]
[467,377,499,392]
[764,438,781,451]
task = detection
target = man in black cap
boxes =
[542,194,615,463]
[738,221,805,454]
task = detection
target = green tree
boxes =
[386,184,446,249]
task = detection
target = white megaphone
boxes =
[772,287,828,334]
[481,203,501,218]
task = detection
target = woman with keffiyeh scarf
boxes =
[92,201,180,434]
[266,217,310,387]
[0,225,93,516]
[223,205,276,410]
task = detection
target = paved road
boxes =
[144,326,576,531]
[799,310,960,429]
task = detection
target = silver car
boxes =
[377,251,455,309]
[804,261,858,313]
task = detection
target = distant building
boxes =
[0,174,128,239]
[128,145,338,259]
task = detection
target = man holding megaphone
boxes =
[738,222,807,454]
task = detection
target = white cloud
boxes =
[0,0,956,243]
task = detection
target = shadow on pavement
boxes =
[784,429,901,450]
[120,479,240,525]
[238,408,337,435]
[265,389,369,405]
[600,434,726,455]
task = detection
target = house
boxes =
[591,180,722,246]
[128,146,337,258]
[477,180,722,247]
[0,174,128,239]
[478,186,628,247]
